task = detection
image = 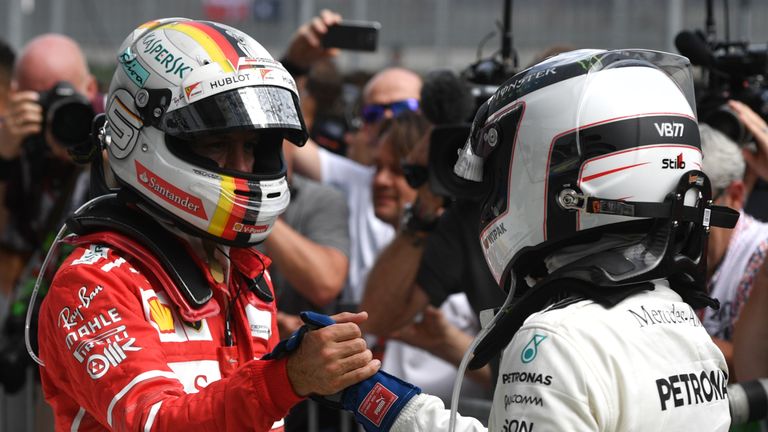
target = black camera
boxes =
[675,29,768,145]
[38,81,95,151]
[461,58,514,114]
[424,58,515,200]
[417,0,518,200]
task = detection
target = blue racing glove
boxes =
[316,369,421,432]
[261,311,335,360]
[293,313,422,431]
[264,311,422,431]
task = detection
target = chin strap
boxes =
[584,197,738,228]
[557,172,739,230]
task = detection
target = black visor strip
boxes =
[585,197,739,228]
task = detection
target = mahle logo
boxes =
[521,334,547,363]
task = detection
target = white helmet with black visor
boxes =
[454,49,740,369]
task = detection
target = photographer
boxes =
[0,39,14,145]
[0,38,16,307]
[363,109,493,403]
[697,122,768,375]
[285,12,425,314]
[729,100,768,382]
[0,34,101,393]
[360,71,504,356]
[0,34,100,291]
[0,34,99,160]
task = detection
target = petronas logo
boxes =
[521,334,547,364]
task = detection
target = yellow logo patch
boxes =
[148,297,174,334]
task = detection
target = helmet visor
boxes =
[579,49,697,119]
[160,86,305,144]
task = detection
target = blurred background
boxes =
[3,1,768,431]
[2,0,768,81]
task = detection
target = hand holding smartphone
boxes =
[321,21,381,52]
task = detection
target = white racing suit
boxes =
[392,280,731,431]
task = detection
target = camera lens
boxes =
[40,81,96,149]
[49,101,95,147]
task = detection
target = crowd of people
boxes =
[0,7,767,432]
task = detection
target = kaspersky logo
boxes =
[662,153,686,169]
[135,160,208,220]
[521,334,547,363]
[147,297,175,334]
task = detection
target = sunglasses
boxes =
[361,98,420,124]
[401,161,429,188]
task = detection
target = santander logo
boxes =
[135,160,208,220]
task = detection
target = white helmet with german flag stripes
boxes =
[103,18,307,246]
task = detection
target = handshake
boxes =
[264,312,421,431]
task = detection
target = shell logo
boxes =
[148,297,175,334]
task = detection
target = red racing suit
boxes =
[38,230,303,431]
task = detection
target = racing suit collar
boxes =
[161,222,233,288]
[157,217,272,296]
[168,227,273,290]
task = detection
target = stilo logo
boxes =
[662,153,686,169]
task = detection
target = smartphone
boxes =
[321,21,381,52]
